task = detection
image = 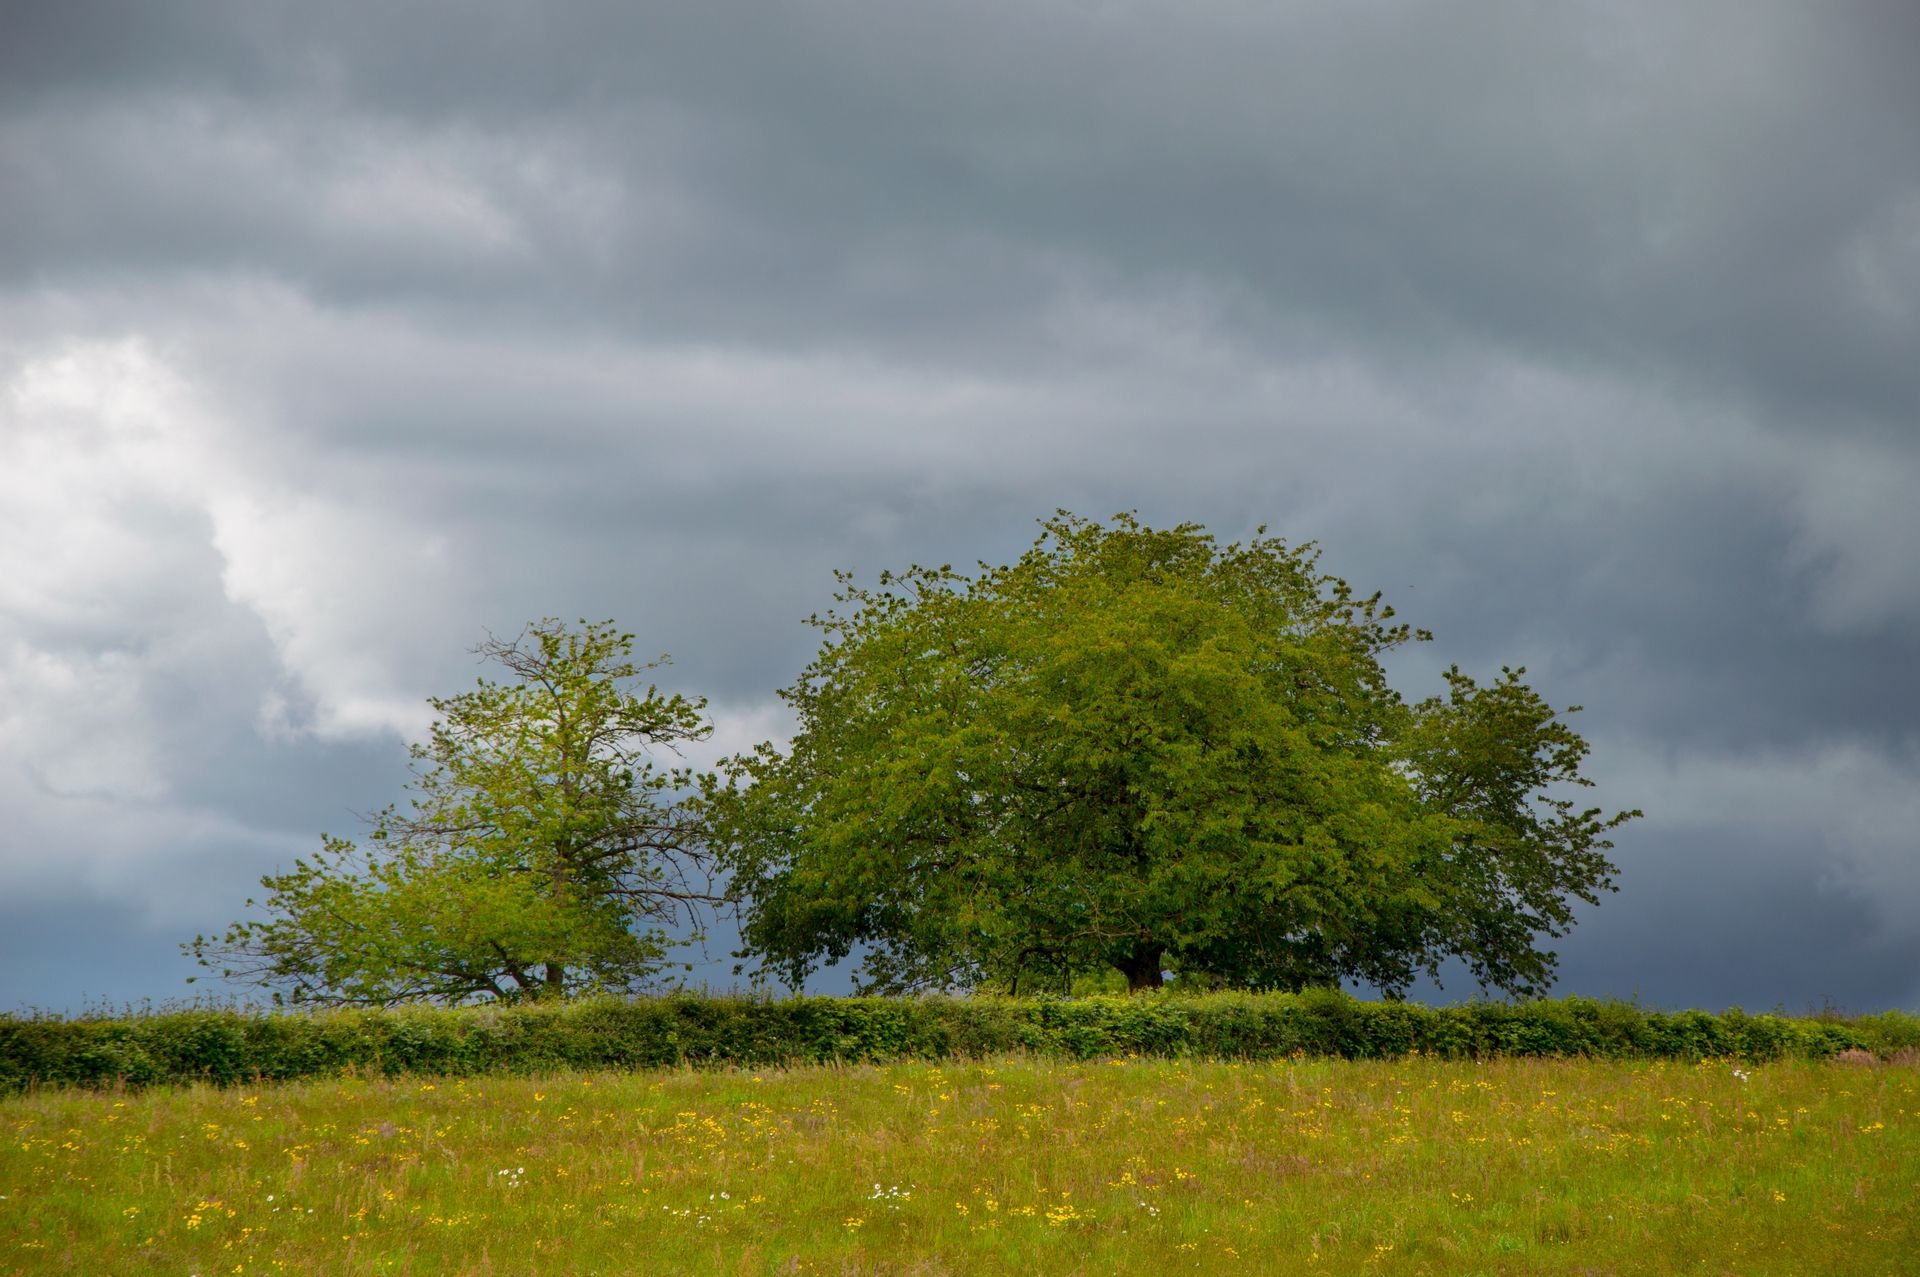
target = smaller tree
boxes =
[188,619,716,1006]
[1393,664,1637,996]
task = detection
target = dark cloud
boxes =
[0,898,210,1015]
[1547,826,1920,1015]
[2,2,1916,1013]
[8,4,1916,396]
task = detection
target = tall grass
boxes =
[3,1052,1912,1274]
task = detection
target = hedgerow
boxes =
[2,992,1913,1093]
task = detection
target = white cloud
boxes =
[0,335,472,922]
[0,339,215,630]
[0,335,464,830]
[207,489,447,741]
[685,700,796,775]
[0,642,166,800]
[0,341,219,801]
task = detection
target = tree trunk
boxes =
[543,961,565,999]
[1114,942,1165,993]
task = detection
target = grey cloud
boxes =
[0,898,207,1014]
[1550,826,1920,1015]
[6,3,1915,411]
[2,2,1917,1013]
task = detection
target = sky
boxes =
[2,1,1917,1015]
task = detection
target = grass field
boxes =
[2,1053,1913,1275]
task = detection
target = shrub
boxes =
[2,993,1913,1093]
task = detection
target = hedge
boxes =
[2,992,1915,1093]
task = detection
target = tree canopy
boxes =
[188,619,715,1006]
[708,512,1637,997]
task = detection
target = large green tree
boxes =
[188,619,716,1006]
[708,513,1637,997]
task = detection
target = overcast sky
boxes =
[3,1,1917,1015]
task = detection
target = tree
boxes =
[707,512,1637,997]
[188,619,716,1006]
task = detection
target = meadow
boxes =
[2,1052,1913,1275]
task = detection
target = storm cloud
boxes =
[2,1,1916,1012]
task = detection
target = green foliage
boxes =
[1398,665,1638,993]
[706,511,1637,997]
[185,620,715,1007]
[4,995,1914,1093]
